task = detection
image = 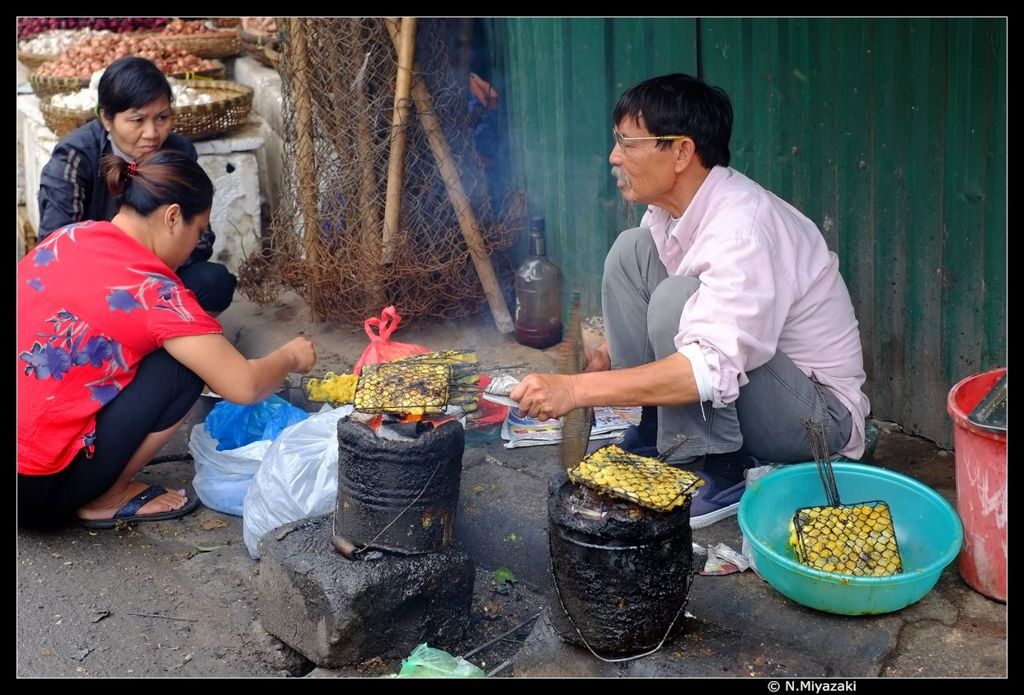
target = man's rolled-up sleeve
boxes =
[675,237,794,408]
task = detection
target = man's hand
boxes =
[509,373,579,421]
[583,341,611,373]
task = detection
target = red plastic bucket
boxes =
[946,367,1007,601]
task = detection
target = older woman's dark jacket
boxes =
[37,119,214,262]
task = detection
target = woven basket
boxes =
[239,28,279,68]
[169,61,227,81]
[39,98,97,138]
[149,31,241,59]
[39,79,252,141]
[30,61,227,99]
[169,79,254,141]
[17,50,56,71]
[29,73,88,99]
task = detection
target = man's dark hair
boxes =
[98,56,174,118]
[613,73,733,168]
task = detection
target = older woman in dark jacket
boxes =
[37,56,235,313]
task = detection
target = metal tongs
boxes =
[481,374,522,409]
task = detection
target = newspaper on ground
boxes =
[500,406,641,449]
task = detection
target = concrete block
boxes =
[254,119,283,218]
[196,151,261,273]
[193,121,265,155]
[257,513,475,668]
[232,56,284,220]
[233,56,283,132]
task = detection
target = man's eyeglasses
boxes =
[612,129,689,149]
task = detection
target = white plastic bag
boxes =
[190,423,272,516]
[242,405,354,559]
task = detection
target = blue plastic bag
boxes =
[205,394,310,451]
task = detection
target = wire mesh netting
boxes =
[238,18,522,322]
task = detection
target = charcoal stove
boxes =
[333,413,465,556]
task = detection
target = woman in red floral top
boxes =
[18,151,317,528]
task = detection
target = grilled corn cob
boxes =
[305,372,358,404]
[790,503,902,576]
[402,350,480,411]
[353,360,451,414]
[568,445,704,512]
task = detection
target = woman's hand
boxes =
[510,373,579,421]
[286,336,317,373]
[167,333,318,404]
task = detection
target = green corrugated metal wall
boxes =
[494,18,1006,446]
[496,18,697,310]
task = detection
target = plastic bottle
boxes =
[515,217,563,348]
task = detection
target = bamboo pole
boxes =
[382,17,417,264]
[384,18,514,334]
[286,18,323,321]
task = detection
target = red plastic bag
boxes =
[353,306,431,375]
[467,374,509,429]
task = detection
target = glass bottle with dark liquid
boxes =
[515,217,563,348]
